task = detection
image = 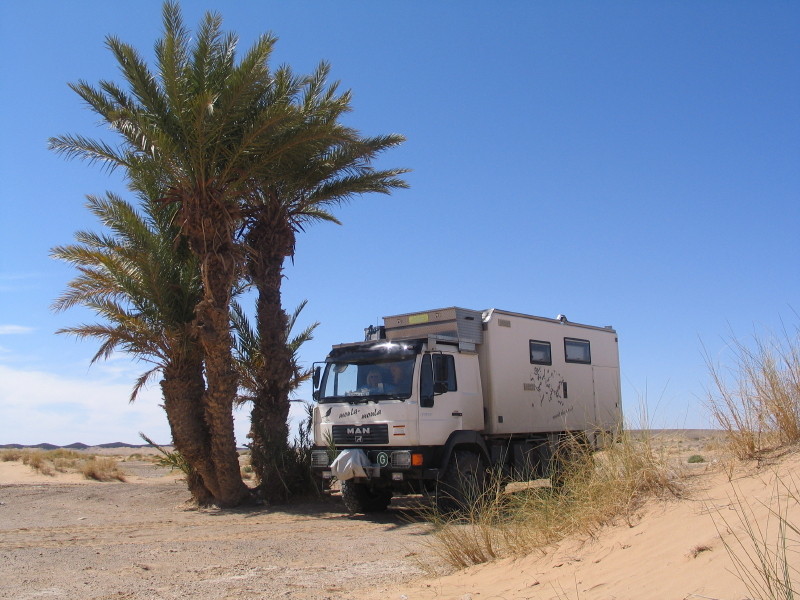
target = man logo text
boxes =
[346,427,370,435]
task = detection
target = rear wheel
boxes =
[341,481,392,513]
[437,449,487,514]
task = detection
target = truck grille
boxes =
[332,424,388,445]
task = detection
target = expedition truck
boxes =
[310,307,622,513]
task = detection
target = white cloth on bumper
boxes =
[330,448,371,481]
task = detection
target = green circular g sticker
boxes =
[376,452,389,467]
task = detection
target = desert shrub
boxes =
[0,450,24,462]
[47,449,82,460]
[22,451,54,476]
[246,401,319,500]
[267,401,319,499]
[688,454,706,464]
[426,429,683,568]
[705,324,800,459]
[1,449,111,477]
[53,457,81,472]
[81,457,126,482]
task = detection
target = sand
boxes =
[1,436,797,600]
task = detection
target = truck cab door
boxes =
[419,350,484,445]
[417,351,467,446]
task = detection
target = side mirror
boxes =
[434,381,449,395]
[420,394,434,408]
[312,365,321,389]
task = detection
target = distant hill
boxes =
[97,442,139,449]
[0,443,62,450]
[0,442,159,450]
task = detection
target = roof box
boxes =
[383,307,484,345]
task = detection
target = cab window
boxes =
[434,354,457,391]
[420,353,457,407]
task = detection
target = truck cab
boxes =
[311,336,484,505]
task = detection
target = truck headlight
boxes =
[311,450,330,468]
[390,450,412,468]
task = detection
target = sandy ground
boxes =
[0,457,433,600]
[1,434,798,600]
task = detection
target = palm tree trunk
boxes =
[161,349,216,506]
[247,223,296,503]
[183,200,251,508]
[196,258,252,507]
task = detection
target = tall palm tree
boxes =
[52,191,218,505]
[49,2,336,506]
[242,64,409,500]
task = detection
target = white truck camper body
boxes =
[310,307,622,513]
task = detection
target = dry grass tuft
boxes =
[426,430,684,568]
[704,319,800,597]
[705,324,800,460]
[22,451,55,476]
[81,457,126,482]
[1,449,116,478]
[1,449,25,462]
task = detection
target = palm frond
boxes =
[130,366,161,403]
[48,132,130,172]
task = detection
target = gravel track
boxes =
[0,467,436,600]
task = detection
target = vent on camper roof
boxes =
[498,319,511,328]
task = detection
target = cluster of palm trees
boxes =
[49,2,407,507]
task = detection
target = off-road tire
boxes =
[437,449,487,514]
[340,481,392,513]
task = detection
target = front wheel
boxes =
[437,449,487,514]
[341,480,392,513]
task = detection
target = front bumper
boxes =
[311,447,440,482]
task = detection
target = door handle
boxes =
[452,411,463,417]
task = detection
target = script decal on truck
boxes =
[552,405,575,420]
[338,407,360,419]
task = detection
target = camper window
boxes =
[564,338,591,364]
[529,340,552,365]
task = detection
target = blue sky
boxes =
[1,2,798,445]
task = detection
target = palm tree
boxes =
[242,65,409,501]
[49,2,334,506]
[51,191,217,505]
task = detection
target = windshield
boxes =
[319,357,416,403]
